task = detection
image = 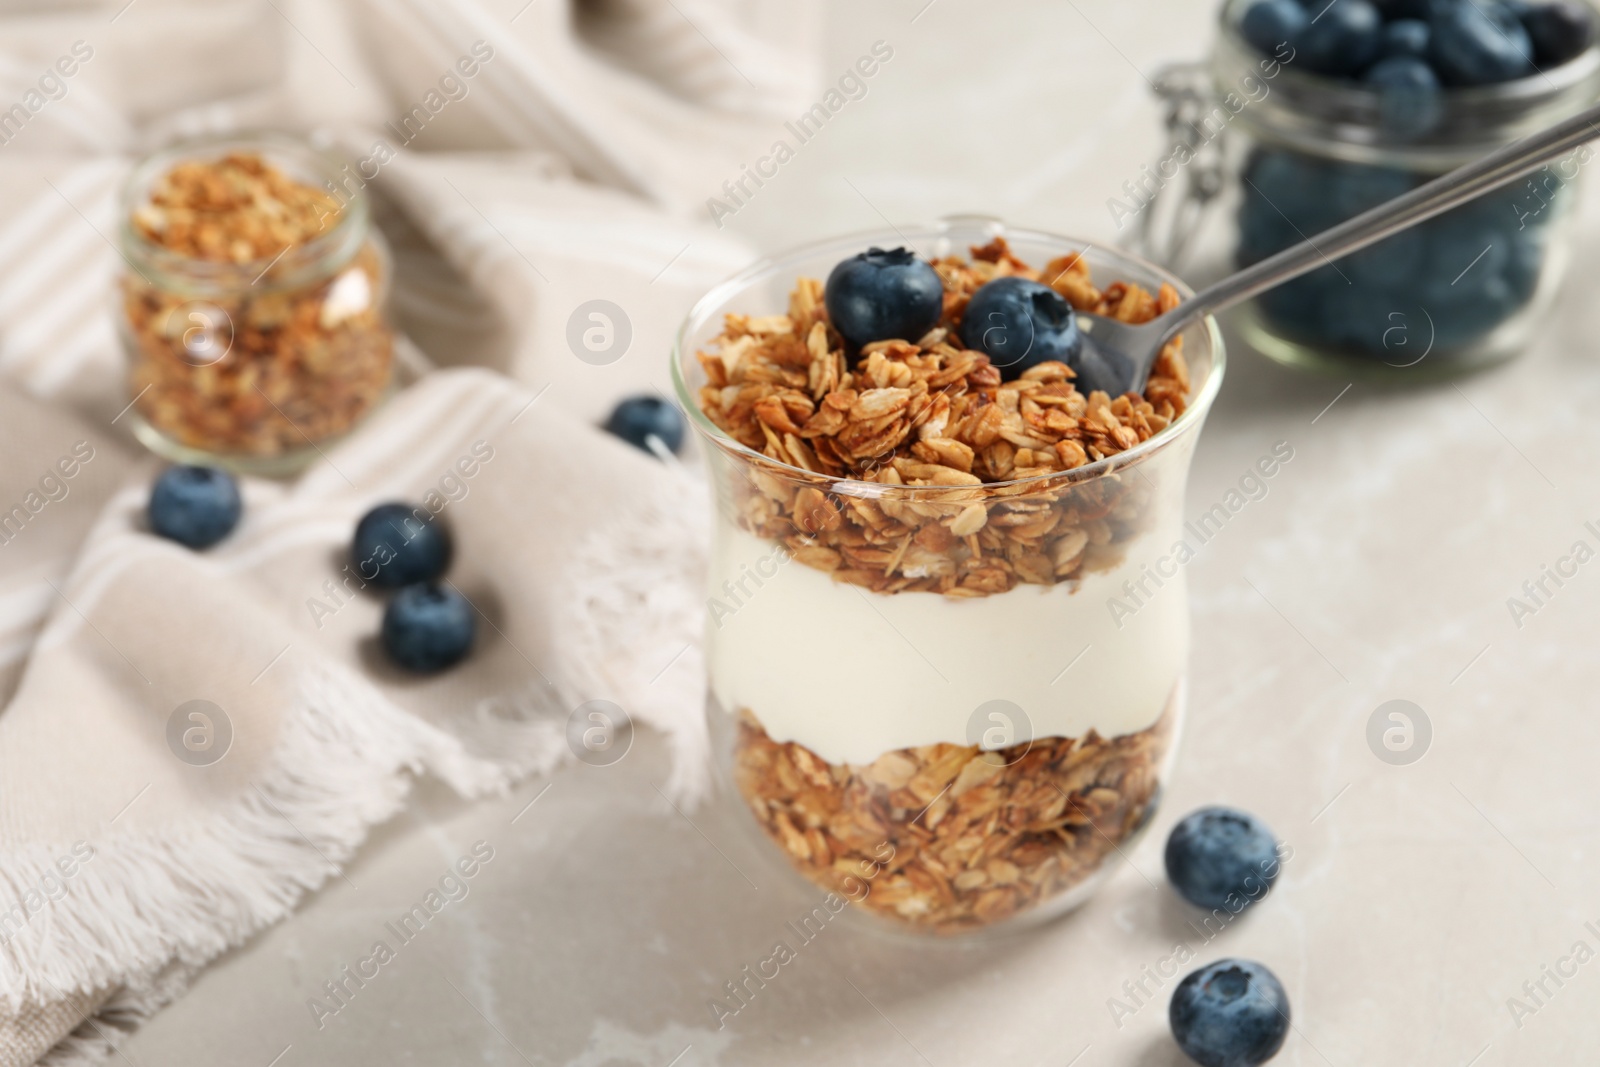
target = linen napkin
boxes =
[0,0,822,1061]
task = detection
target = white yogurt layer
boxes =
[707,524,1187,766]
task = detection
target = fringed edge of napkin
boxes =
[0,660,543,1025]
[556,453,712,803]
[0,454,711,1065]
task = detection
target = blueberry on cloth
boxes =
[1164,806,1282,910]
[1240,0,1308,54]
[381,584,476,672]
[823,247,945,349]
[1170,959,1291,1067]
[148,465,242,549]
[1431,0,1535,84]
[1519,0,1597,65]
[603,396,686,456]
[1296,0,1384,75]
[351,502,452,589]
[960,276,1084,380]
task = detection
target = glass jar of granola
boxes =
[673,219,1225,935]
[116,135,394,474]
[1136,0,1600,373]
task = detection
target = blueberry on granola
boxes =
[148,465,242,549]
[382,583,475,672]
[352,503,452,589]
[960,277,1083,380]
[823,247,945,349]
[1169,959,1290,1067]
[604,395,686,456]
[1165,806,1281,911]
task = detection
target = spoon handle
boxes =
[1152,99,1600,342]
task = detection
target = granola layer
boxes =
[131,151,343,262]
[731,692,1176,933]
[695,239,1192,597]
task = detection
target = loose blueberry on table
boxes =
[381,583,476,673]
[148,465,242,549]
[1165,806,1281,911]
[1170,958,1291,1067]
[351,503,452,589]
[603,395,686,456]
[823,246,945,349]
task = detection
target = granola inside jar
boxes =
[116,136,394,474]
[673,220,1225,935]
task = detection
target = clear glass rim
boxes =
[669,219,1226,495]
[1215,0,1600,106]
[118,131,369,294]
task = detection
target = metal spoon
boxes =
[1072,99,1600,396]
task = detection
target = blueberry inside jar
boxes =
[1207,0,1600,371]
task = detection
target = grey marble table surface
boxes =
[125,1,1600,1064]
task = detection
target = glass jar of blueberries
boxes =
[1158,0,1600,371]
